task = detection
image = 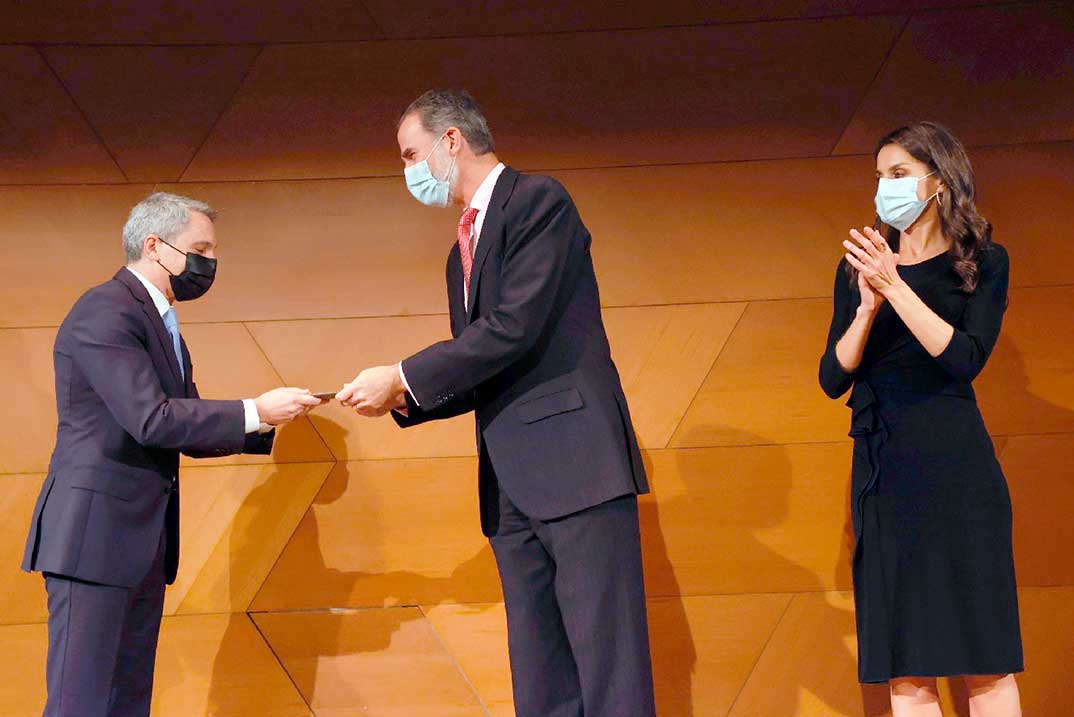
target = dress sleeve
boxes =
[819,259,858,399]
[934,243,1010,382]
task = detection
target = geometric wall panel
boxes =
[0,2,381,44]
[0,328,60,475]
[252,459,501,611]
[833,3,1074,154]
[362,0,1006,39]
[164,178,459,325]
[565,157,874,307]
[184,17,905,180]
[729,591,881,717]
[420,603,514,717]
[0,474,49,625]
[1001,434,1074,587]
[976,286,1074,437]
[0,46,124,184]
[973,142,1074,290]
[247,316,475,461]
[165,462,333,615]
[43,46,261,182]
[0,185,146,328]
[674,285,1074,451]
[250,302,743,455]
[252,608,487,717]
[604,303,747,448]
[731,587,1074,717]
[0,6,1068,715]
[640,445,854,597]
[152,614,312,717]
[0,323,332,475]
[0,615,313,717]
[671,299,853,448]
[0,623,46,715]
[3,142,1070,329]
[179,323,335,466]
[1005,586,1074,716]
[424,593,797,717]
[649,593,795,717]
[0,1,1017,45]
[0,177,459,327]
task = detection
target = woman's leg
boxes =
[965,674,1021,717]
[890,677,942,717]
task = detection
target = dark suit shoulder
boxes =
[505,172,576,227]
[511,171,570,203]
[58,276,144,351]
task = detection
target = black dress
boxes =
[819,243,1023,683]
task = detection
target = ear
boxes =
[142,234,161,261]
[444,126,463,155]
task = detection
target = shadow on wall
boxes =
[191,328,1068,715]
[206,415,498,711]
[641,424,891,717]
[195,416,336,714]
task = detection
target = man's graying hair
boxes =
[401,89,495,155]
[122,192,217,262]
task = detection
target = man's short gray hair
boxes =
[400,89,495,155]
[122,192,217,262]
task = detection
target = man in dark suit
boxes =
[337,90,656,717]
[22,192,322,717]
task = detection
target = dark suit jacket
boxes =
[396,166,648,533]
[22,268,273,587]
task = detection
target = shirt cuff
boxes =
[398,362,419,407]
[242,399,261,434]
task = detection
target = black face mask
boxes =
[157,238,217,302]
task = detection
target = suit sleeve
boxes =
[391,389,474,429]
[819,259,858,399]
[183,380,275,457]
[933,244,1009,382]
[67,298,248,453]
[400,180,578,411]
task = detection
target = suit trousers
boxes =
[489,487,656,717]
[43,526,167,717]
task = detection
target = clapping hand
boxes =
[843,227,903,297]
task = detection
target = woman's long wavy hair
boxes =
[852,121,993,292]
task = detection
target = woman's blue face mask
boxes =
[404,133,455,208]
[875,170,938,232]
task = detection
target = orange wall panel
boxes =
[252,459,501,611]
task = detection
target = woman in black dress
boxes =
[819,122,1023,716]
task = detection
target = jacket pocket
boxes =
[515,387,585,424]
[68,470,143,502]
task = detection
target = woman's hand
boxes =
[857,266,885,315]
[844,227,904,297]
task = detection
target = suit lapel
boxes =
[446,243,467,337]
[115,269,185,394]
[467,167,518,323]
[179,337,194,397]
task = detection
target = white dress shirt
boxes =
[463,161,506,308]
[125,267,262,434]
[398,162,507,407]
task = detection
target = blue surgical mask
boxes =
[404,133,456,208]
[875,171,939,231]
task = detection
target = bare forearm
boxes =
[885,283,955,357]
[834,308,876,373]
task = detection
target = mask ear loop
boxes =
[154,237,184,277]
[921,170,940,207]
[423,131,456,183]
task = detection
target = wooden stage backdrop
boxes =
[1,2,1072,715]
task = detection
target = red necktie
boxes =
[458,206,479,295]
